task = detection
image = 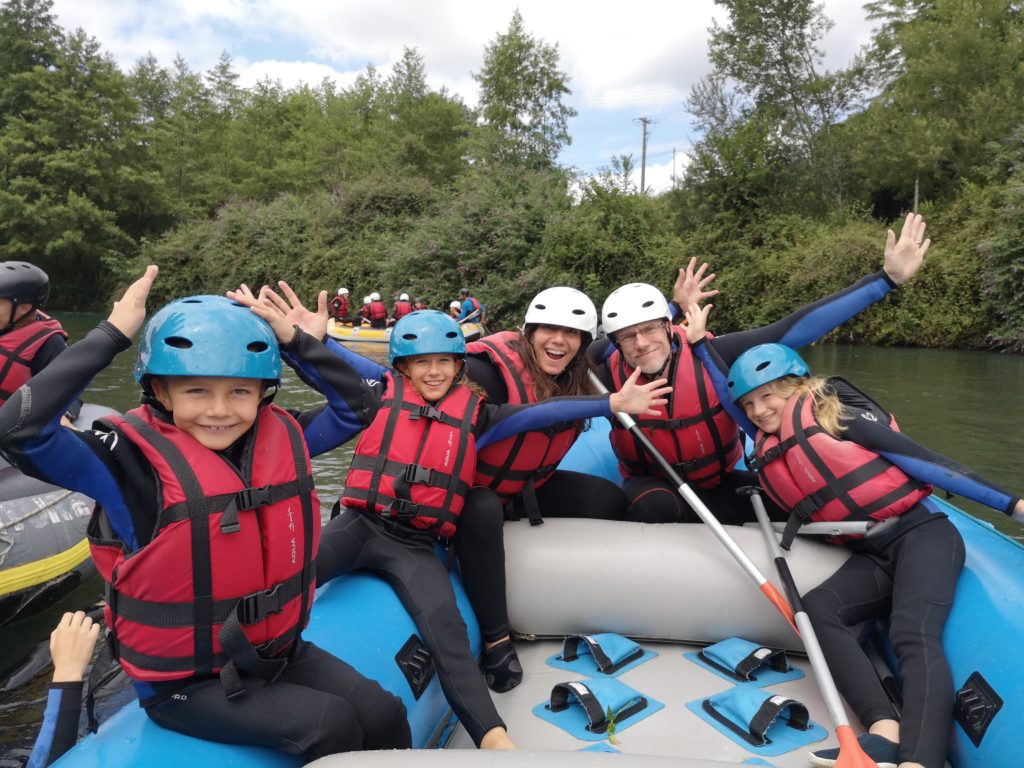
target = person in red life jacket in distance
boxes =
[686,304,1024,768]
[413,297,429,311]
[457,288,485,324]
[330,287,350,324]
[0,261,78,426]
[280,307,671,751]
[0,266,410,761]
[591,216,931,526]
[390,293,413,325]
[457,286,630,693]
[363,291,388,329]
[448,299,461,319]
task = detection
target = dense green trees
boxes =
[0,0,1021,348]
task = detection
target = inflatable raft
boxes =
[326,319,486,344]
[0,404,117,626]
[55,420,1023,768]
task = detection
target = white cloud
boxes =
[236,60,359,90]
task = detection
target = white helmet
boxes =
[523,287,597,339]
[370,291,381,301]
[399,292,410,301]
[363,295,371,305]
[450,300,461,309]
[337,287,349,296]
[601,283,670,336]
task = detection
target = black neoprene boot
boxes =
[482,640,523,693]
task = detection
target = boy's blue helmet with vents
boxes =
[134,296,281,384]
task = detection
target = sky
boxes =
[49,0,879,194]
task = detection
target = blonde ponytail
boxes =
[768,376,847,438]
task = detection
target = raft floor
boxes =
[444,637,854,766]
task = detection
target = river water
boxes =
[1,313,1021,763]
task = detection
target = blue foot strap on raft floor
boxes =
[685,636,803,687]
[533,678,664,741]
[546,633,657,677]
[581,743,621,753]
[685,687,827,757]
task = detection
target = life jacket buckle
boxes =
[236,484,273,511]
[416,404,444,422]
[386,498,420,521]
[404,464,436,486]
[239,582,284,625]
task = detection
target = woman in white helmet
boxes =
[391,292,412,324]
[330,287,350,324]
[455,286,630,694]
[448,300,462,319]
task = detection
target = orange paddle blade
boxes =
[834,725,880,768]
[759,581,797,633]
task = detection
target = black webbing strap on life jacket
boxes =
[0,324,58,399]
[219,412,316,700]
[122,413,218,679]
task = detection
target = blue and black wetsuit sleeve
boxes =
[475,395,612,449]
[692,338,757,437]
[26,682,84,768]
[841,412,1021,516]
[30,332,82,421]
[280,328,379,456]
[0,322,152,550]
[323,337,388,382]
[466,355,509,403]
[708,271,897,367]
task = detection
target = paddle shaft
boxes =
[587,370,795,629]
[458,309,480,324]
[750,489,877,767]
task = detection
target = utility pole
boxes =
[638,117,651,194]
[672,146,677,190]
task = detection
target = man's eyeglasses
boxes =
[615,320,667,347]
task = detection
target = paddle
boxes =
[747,487,880,768]
[458,308,480,324]
[587,370,796,631]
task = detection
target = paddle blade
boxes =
[834,725,880,768]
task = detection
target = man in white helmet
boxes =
[592,215,931,524]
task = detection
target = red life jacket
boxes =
[87,404,318,683]
[607,327,741,488]
[393,300,412,320]
[330,295,349,320]
[367,301,388,321]
[0,312,67,403]
[342,373,480,538]
[467,330,580,501]
[751,393,929,546]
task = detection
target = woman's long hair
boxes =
[767,375,847,438]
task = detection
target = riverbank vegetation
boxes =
[1,0,1022,350]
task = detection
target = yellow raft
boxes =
[327,319,486,344]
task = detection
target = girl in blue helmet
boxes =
[243,289,669,750]
[683,304,1024,768]
[0,266,411,761]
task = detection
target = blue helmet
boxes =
[134,295,281,384]
[389,310,465,366]
[726,343,809,402]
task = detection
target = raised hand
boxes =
[107,265,158,338]
[673,256,719,309]
[227,281,328,344]
[50,610,100,683]
[883,213,930,285]
[609,367,671,415]
[684,301,712,345]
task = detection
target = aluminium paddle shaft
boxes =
[588,370,796,629]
